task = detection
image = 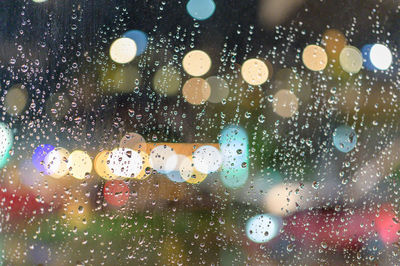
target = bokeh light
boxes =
[361,44,375,70]
[4,84,28,116]
[333,125,357,153]
[109,37,137,64]
[273,89,299,118]
[264,183,303,215]
[179,156,208,184]
[246,214,282,243]
[120,132,147,152]
[375,204,400,244]
[241,58,269,86]
[182,50,211,77]
[219,125,249,189]
[134,152,152,180]
[153,66,182,96]
[369,44,392,70]
[205,76,229,103]
[166,154,187,183]
[32,144,55,174]
[94,150,117,180]
[0,123,12,168]
[67,150,93,180]
[302,45,328,71]
[44,147,69,179]
[339,45,363,74]
[186,0,216,20]
[149,145,178,174]
[322,29,347,61]
[192,145,222,174]
[107,148,143,178]
[182,78,211,105]
[103,180,130,207]
[123,30,148,56]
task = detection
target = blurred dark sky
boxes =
[1,0,399,48]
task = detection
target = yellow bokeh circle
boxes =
[182,50,212,77]
[241,58,269,86]
[109,37,137,64]
[68,150,93,180]
[94,150,117,180]
[302,45,328,71]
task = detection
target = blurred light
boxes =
[333,125,357,153]
[94,150,117,180]
[107,148,143,178]
[4,84,28,116]
[32,144,54,174]
[264,183,302,215]
[273,89,299,118]
[302,45,328,71]
[32,0,47,2]
[134,152,152,180]
[339,45,363,74]
[103,180,130,207]
[186,0,216,20]
[241,58,269,85]
[120,132,146,152]
[182,50,211,77]
[259,0,304,27]
[361,44,375,71]
[219,125,249,189]
[109,37,137,64]
[193,145,222,174]
[322,29,347,61]
[182,78,211,105]
[166,154,187,183]
[153,66,182,96]
[123,30,148,56]
[44,147,69,178]
[0,123,12,168]
[205,76,229,103]
[246,214,282,243]
[375,205,400,244]
[179,156,208,184]
[370,44,392,70]
[149,145,178,174]
[67,150,93,180]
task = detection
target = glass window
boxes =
[1,0,400,264]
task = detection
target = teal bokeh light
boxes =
[219,125,249,189]
[246,214,282,243]
[0,123,13,169]
[186,0,216,20]
[333,125,357,153]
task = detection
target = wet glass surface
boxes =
[1,0,400,264]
